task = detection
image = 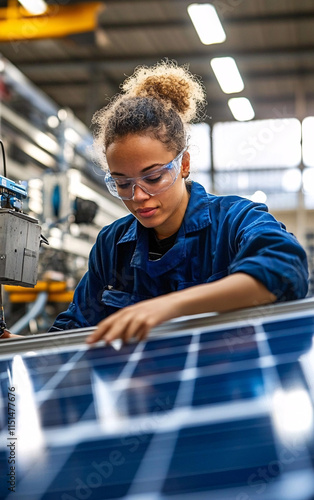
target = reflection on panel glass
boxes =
[10,355,46,470]
[272,388,313,440]
[213,119,301,170]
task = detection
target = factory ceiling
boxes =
[0,0,314,128]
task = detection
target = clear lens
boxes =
[105,149,185,200]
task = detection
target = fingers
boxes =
[85,294,171,346]
[85,311,132,344]
[86,309,154,345]
[109,320,148,345]
[86,318,112,344]
[107,311,155,344]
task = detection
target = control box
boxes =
[0,209,41,286]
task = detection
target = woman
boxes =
[50,61,308,344]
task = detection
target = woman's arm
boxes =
[171,272,277,317]
[86,272,276,345]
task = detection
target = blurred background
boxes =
[0,0,313,333]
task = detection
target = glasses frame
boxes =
[105,148,186,200]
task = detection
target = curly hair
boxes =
[92,60,207,171]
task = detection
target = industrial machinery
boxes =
[0,139,47,337]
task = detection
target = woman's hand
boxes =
[86,273,276,346]
[86,293,180,345]
[0,329,22,339]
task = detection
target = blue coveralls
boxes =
[50,181,308,331]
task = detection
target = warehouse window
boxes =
[212,118,302,209]
[213,118,301,170]
[189,122,211,192]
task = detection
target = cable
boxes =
[0,140,8,336]
[0,139,7,177]
[0,285,7,337]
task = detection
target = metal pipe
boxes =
[9,291,48,335]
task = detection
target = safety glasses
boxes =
[105,149,186,200]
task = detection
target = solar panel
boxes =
[1,299,314,500]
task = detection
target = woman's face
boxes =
[106,134,190,239]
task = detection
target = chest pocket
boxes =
[101,289,152,314]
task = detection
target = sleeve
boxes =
[49,232,109,332]
[226,200,308,301]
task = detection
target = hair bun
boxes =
[122,60,206,123]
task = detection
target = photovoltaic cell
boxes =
[116,379,180,416]
[48,434,154,500]
[0,303,314,499]
[197,337,259,367]
[163,417,278,494]
[192,368,265,406]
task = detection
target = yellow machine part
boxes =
[0,2,103,41]
[5,281,74,303]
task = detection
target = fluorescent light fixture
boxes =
[210,57,244,94]
[95,27,110,48]
[228,97,255,121]
[188,3,226,45]
[65,127,81,145]
[18,0,47,15]
[34,130,59,154]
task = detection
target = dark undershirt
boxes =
[148,229,179,261]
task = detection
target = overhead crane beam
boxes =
[0,2,103,41]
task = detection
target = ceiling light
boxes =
[58,109,68,121]
[34,131,59,154]
[65,127,81,145]
[95,27,110,48]
[47,115,59,129]
[210,57,244,94]
[18,0,47,15]
[187,3,226,45]
[228,97,255,122]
